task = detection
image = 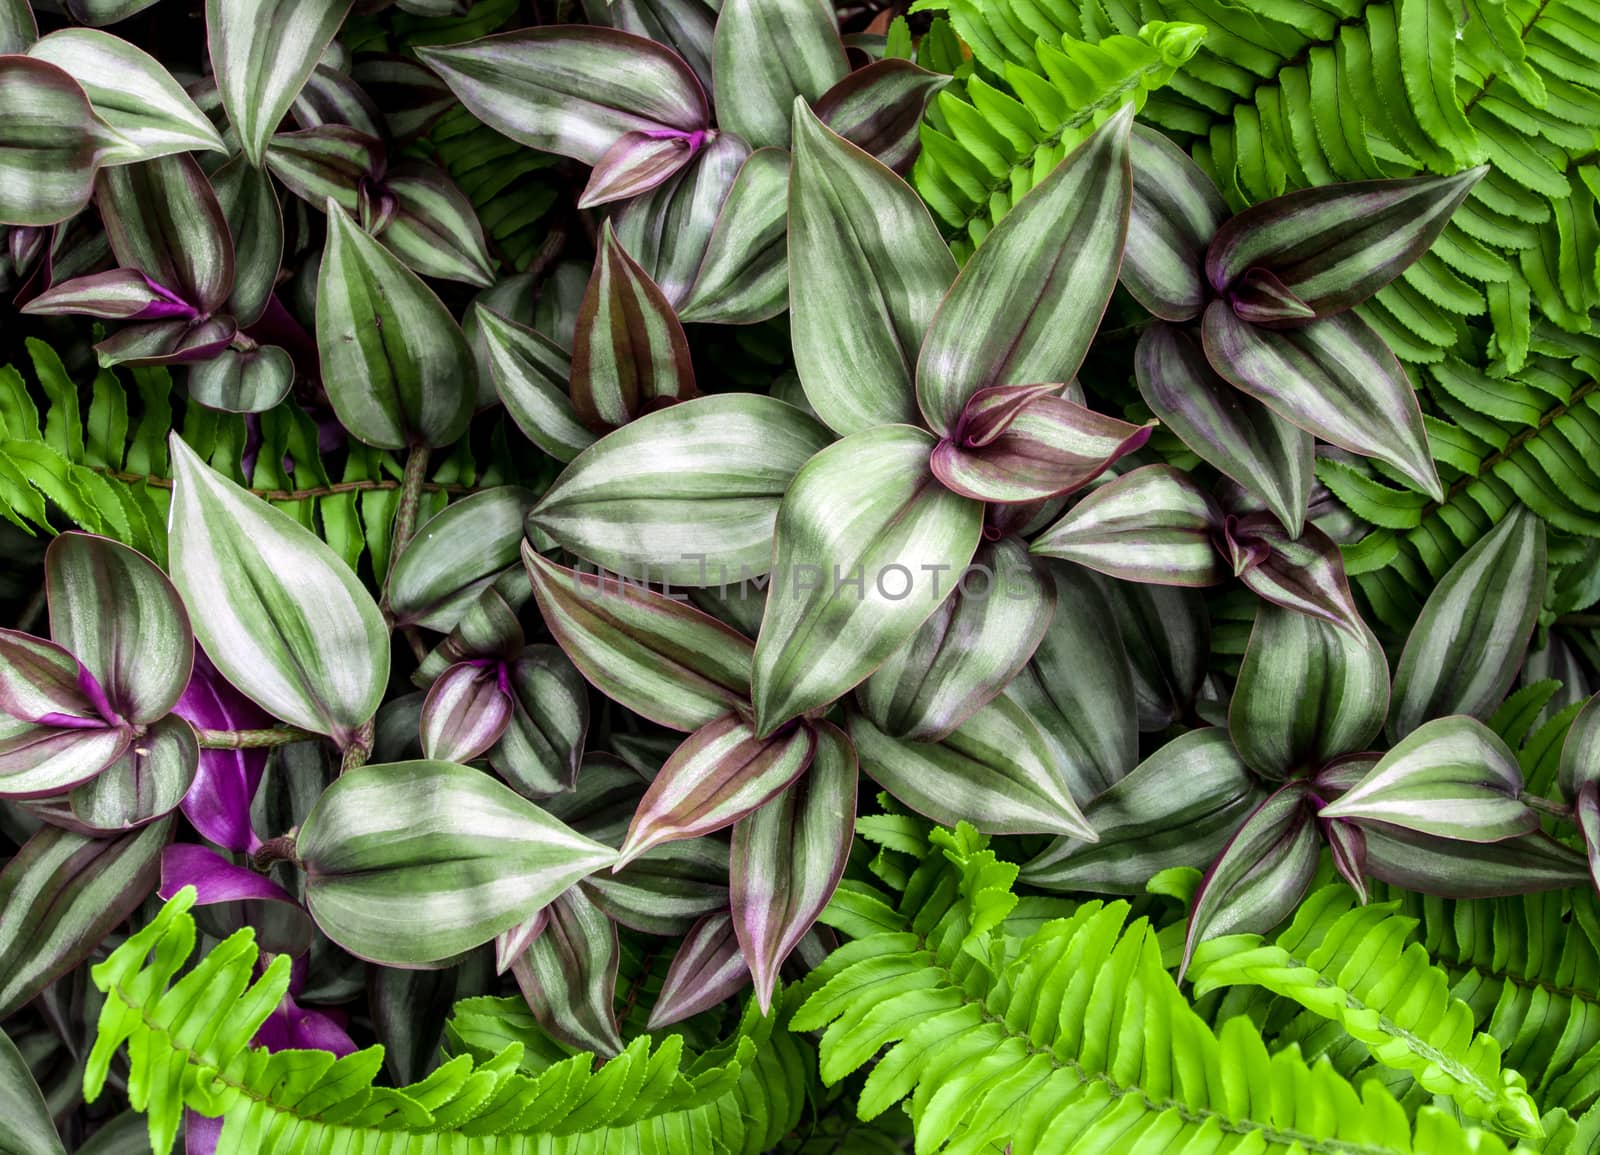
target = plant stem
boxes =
[340,718,375,774]
[383,443,432,598]
[1523,792,1574,820]
[252,832,300,872]
[194,727,317,749]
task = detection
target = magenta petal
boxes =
[158,843,295,906]
[175,651,272,853]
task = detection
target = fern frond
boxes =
[86,888,804,1155]
[1187,885,1544,1137]
[796,827,1525,1155]
[911,21,1205,254]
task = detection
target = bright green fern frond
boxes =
[912,21,1205,254]
[86,888,803,1155]
[1187,885,1544,1138]
[797,828,1526,1155]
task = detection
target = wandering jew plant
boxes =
[2,0,1600,1152]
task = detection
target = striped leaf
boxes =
[1030,465,1226,587]
[732,717,855,1011]
[678,146,791,325]
[211,156,280,327]
[297,760,618,966]
[381,163,494,288]
[27,29,225,164]
[1227,515,1364,635]
[0,629,114,726]
[1202,304,1444,502]
[0,818,169,1018]
[751,425,983,736]
[475,307,594,464]
[1320,716,1537,843]
[1122,124,1227,322]
[523,546,753,732]
[96,152,234,315]
[859,536,1055,742]
[187,345,294,414]
[571,221,696,434]
[316,200,474,450]
[1230,604,1389,780]
[915,106,1133,436]
[488,645,589,798]
[416,28,709,165]
[205,0,354,166]
[168,434,389,748]
[647,912,748,1030]
[529,393,831,587]
[157,843,311,956]
[581,129,707,210]
[263,124,381,213]
[510,886,623,1056]
[848,694,1095,838]
[1389,506,1544,740]
[584,838,728,934]
[711,0,847,150]
[616,714,817,866]
[388,486,536,632]
[419,661,513,764]
[0,0,34,53]
[1135,323,1312,536]
[0,57,118,227]
[46,532,192,725]
[64,713,198,833]
[1560,692,1600,801]
[790,103,956,435]
[813,58,949,176]
[0,1023,66,1155]
[0,716,131,801]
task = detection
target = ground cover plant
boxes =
[2,0,1600,1151]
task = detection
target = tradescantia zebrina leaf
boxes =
[1202,304,1444,502]
[0,0,34,54]
[0,1024,65,1155]
[523,546,753,732]
[1134,323,1312,536]
[1181,781,1321,976]
[94,150,235,313]
[916,105,1133,437]
[788,101,955,435]
[1388,505,1545,742]
[812,58,949,176]
[168,435,389,749]
[1120,123,1227,322]
[1023,728,1262,895]
[1108,581,1208,732]
[65,713,198,833]
[1319,716,1538,843]
[419,662,512,764]
[848,694,1095,838]
[474,307,595,464]
[751,425,983,737]
[489,645,589,799]
[712,0,847,151]
[388,486,536,632]
[678,146,791,326]
[0,57,119,227]
[211,156,281,328]
[571,221,697,434]
[0,818,170,1018]
[187,345,294,414]
[1229,604,1388,780]
[27,29,225,165]
[1560,692,1600,803]
[416,27,710,194]
[648,912,749,1030]
[586,838,729,934]
[296,760,619,966]
[316,200,474,450]
[859,536,1054,742]
[528,393,832,587]
[510,885,623,1056]
[616,714,817,867]
[205,0,354,167]
[732,718,855,1011]
[1030,464,1225,587]
[1205,167,1487,319]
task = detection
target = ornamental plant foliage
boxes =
[4,0,1600,1153]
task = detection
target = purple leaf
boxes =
[1321,817,1368,903]
[253,992,356,1056]
[1226,267,1316,327]
[1121,124,1227,322]
[1223,513,1364,634]
[20,267,198,320]
[1134,323,1312,536]
[647,911,748,1030]
[419,660,514,764]
[814,58,949,174]
[1202,302,1444,501]
[93,315,238,369]
[96,152,235,315]
[616,714,817,867]
[510,885,623,1056]
[931,386,1153,503]
[158,842,297,907]
[579,128,706,208]
[1029,465,1227,587]
[731,718,856,1012]
[1206,167,1487,317]
[0,628,116,726]
[494,906,550,975]
[174,649,272,855]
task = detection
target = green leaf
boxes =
[66,713,198,832]
[711,0,848,149]
[677,146,791,325]
[751,425,983,736]
[510,885,623,1055]
[316,200,475,450]
[0,57,117,226]
[489,644,590,798]
[27,28,225,163]
[529,393,832,587]
[297,760,619,966]
[389,486,536,632]
[1398,0,1483,165]
[205,0,354,166]
[1123,123,1228,321]
[211,154,282,327]
[167,434,389,747]
[1230,603,1389,779]
[0,1025,66,1155]
[475,307,595,464]
[916,106,1133,435]
[788,101,956,435]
